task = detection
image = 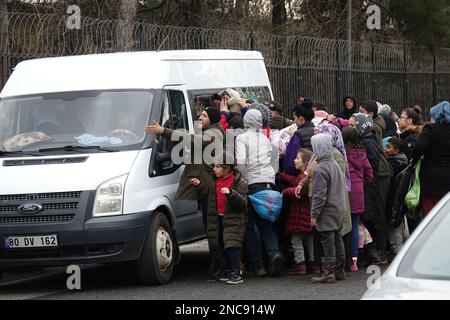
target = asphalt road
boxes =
[0,240,379,300]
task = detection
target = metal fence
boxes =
[2,11,450,117]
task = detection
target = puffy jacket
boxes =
[281,172,312,233]
[346,149,374,214]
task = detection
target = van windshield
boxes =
[0,90,153,154]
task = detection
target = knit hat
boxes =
[205,107,222,125]
[352,113,374,137]
[252,102,272,127]
[378,104,391,115]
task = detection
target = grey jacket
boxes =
[235,109,278,185]
[311,154,346,232]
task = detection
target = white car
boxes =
[363,192,450,300]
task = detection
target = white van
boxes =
[0,50,273,284]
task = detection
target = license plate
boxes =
[4,235,58,249]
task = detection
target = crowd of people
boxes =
[145,90,450,285]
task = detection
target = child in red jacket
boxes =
[281,148,316,275]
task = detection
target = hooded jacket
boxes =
[347,149,374,214]
[310,134,346,232]
[235,109,278,185]
[195,172,247,249]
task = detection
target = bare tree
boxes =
[0,0,8,54]
[117,0,139,51]
[272,0,286,30]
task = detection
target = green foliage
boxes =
[390,0,450,49]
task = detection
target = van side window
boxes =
[168,90,189,131]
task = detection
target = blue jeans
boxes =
[351,214,361,258]
[244,183,282,270]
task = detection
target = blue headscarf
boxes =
[430,101,450,124]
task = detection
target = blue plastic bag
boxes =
[248,190,283,223]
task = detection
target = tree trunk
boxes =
[272,0,287,29]
[235,0,249,27]
[0,0,8,54]
[117,0,138,51]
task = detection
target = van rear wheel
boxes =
[136,211,175,285]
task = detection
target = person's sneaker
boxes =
[226,272,244,285]
[267,254,284,277]
[254,268,267,277]
[218,270,233,282]
[350,261,359,273]
[287,262,307,275]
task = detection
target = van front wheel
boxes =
[136,212,175,285]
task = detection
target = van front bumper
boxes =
[0,211,151,268]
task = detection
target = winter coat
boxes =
[400,126,421,161]
[281,172,312,233]
[388,153,409,179]
[411,122,450,197]
[311,154,346,232]
[331,148,352,236]
[162,122,224,200]
[346,148,373,214]
[373,115,390,178]
[360,130,380,182]
[196,172,248,250]
[282,122,315,175]
[235,110,278,185]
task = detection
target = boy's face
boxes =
[213,164,230,178]
[294,154,307,171]
[386,142,399,157]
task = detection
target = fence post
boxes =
[336,41,342,114]
[372,43,377,99]
[433,52,438,105]
[403,46,409,108]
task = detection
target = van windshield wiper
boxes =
[0,150,41,157]
[38,145,118,153]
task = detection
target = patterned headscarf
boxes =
[430,101,450,124]
[252,102,272,127]
[318,123,351,191]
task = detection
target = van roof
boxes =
[1,50,270,98]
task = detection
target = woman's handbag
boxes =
[405,159,422,212]
[248,190,283,223]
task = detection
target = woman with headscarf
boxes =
[411,101,450,215]
[337,96,358,120]
[317,123,352,271]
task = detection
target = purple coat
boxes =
[347,149,373,214]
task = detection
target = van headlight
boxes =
[92,174,128,217]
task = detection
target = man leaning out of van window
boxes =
[145,107,225,201]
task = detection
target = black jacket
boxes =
[400,127,421,161]
[411,122,450,196]
[388,153,409,180]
